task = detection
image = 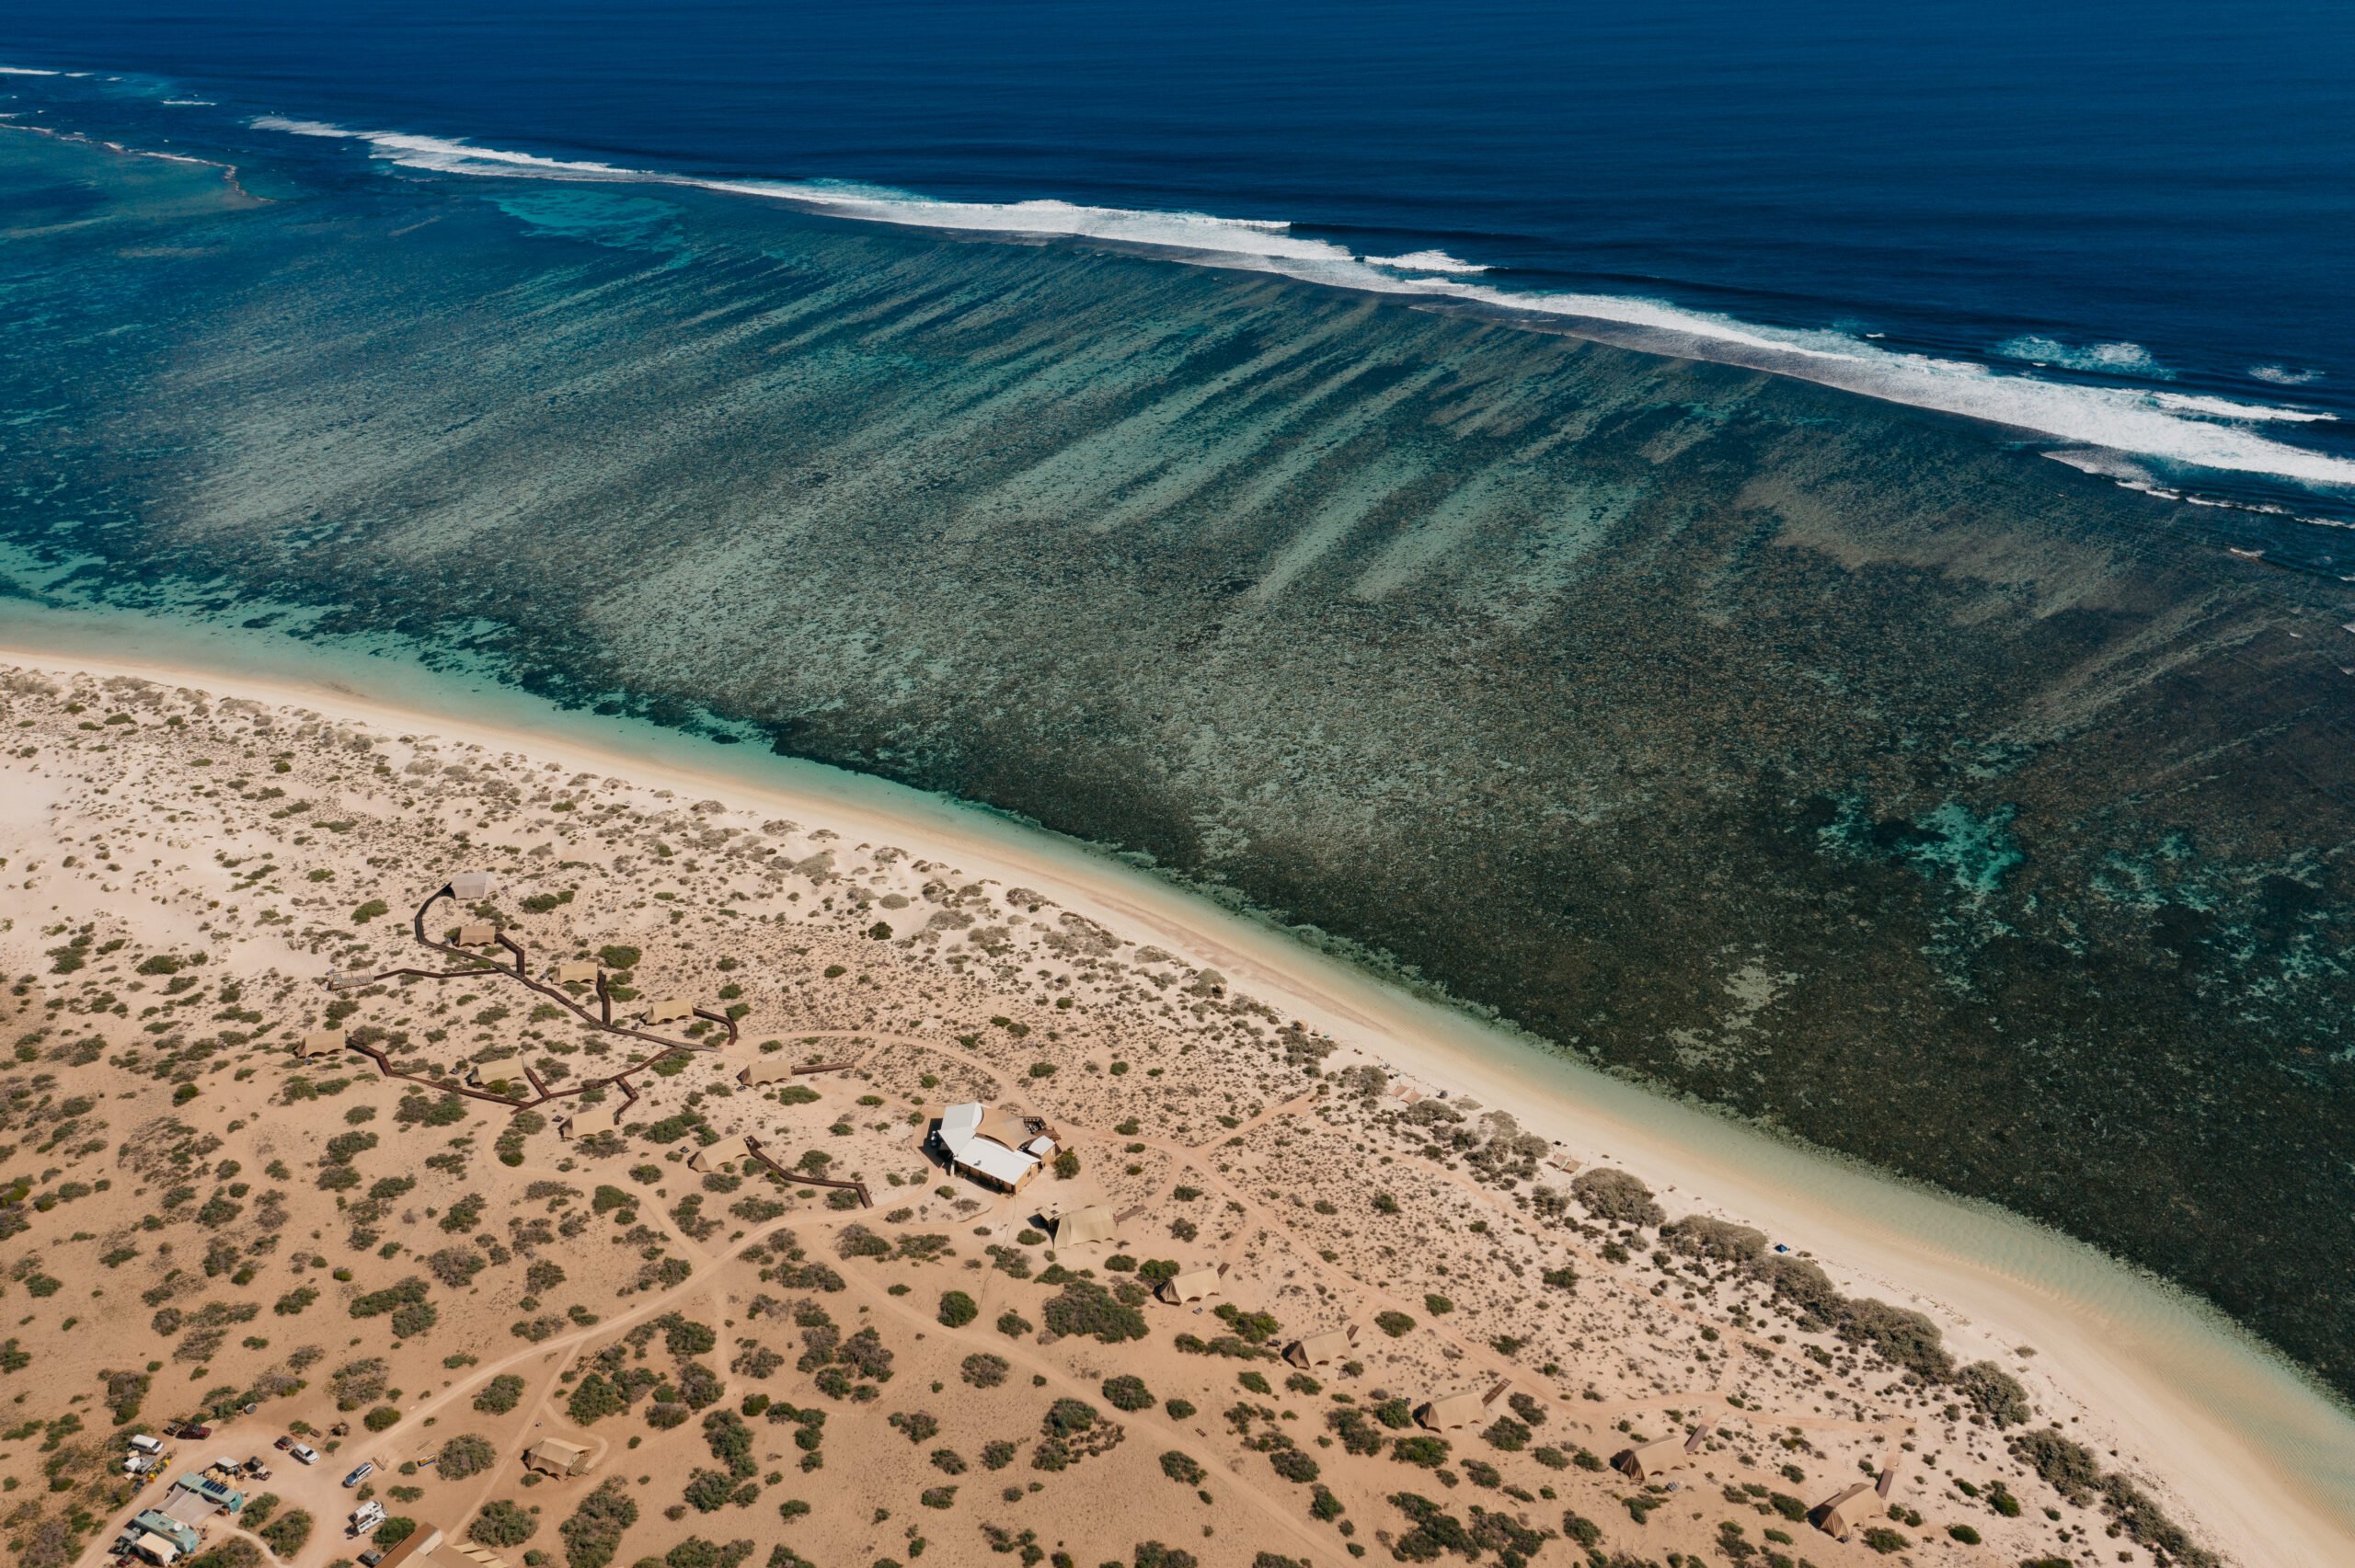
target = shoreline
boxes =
[2,608,2352,1564]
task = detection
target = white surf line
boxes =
[247,115,2355,490]
[0,598,2350,1567]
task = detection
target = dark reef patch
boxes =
[5,132,2353,1399]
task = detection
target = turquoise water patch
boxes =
[1818,795,2022,899]
[488,189,688,258]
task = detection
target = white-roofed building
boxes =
[932,1101,1043,1193]
[451,871,499,900]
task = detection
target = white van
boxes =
[128,1435,164,1455]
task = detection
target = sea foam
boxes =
[250,117,2355,490]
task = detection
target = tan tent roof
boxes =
[689,1135,755,1171]
[740,1059,796,1084]
[523,1438,589,1476]
[643,996,694,1024]
[297,1029,344,1058]
[1285,1329,1352,1367]
[451,870,499,899]
[555,961,598,984]
[1157,1266,1221,1303]
[1810,1481,1874,1539]
[456,922,497,946]
[1415,1391,1487,1430]
[562,1104,617,1139]
[1053,1207,1115,1245]
[976,1109,1032,1150]
[1615,1434,1694,1480]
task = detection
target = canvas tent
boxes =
[1414,1391,1487,1430]
[1156,1266,1221,1304]
[561,1104,617,1139]
[1052,1207,1115,1245]
[1285,1329,1352,1368]
[455,922,497,947]
[1809,1482,1875,1540]
[688,1135,754,1173]
[523,1438,591,1478]
[1615,1428,1706,1482]
[296,1029,345,1059]
[451,871,498,899]
[555,961,598,984]
[740,1059,796,1086]
[643,996,694,1024]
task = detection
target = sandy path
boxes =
[11,632,2353,1567]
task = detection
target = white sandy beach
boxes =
[1,620,2349,1568]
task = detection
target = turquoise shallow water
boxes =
[4,118,2355,1424]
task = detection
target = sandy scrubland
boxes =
[0,663,2249,1568]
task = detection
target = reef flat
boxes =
[5,128,2352,1403]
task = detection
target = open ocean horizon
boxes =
[6,0,2355,529]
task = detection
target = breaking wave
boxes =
[1365,249,1488,274]
[250,117,2355,491]
[1998,335,2174,379]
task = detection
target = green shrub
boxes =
[471,1502,536,1549]
[476,1375,526,1414]
[258,1510,312,1557]
[437,1434,497,1479]
[1101,1376,1154,1412]
[558,1480,639,1568]
[937,1291,978,1329]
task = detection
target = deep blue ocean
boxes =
[6,0,2355,511]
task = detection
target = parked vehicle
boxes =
[173,1424,212,1440]
[275,1436,294,1451]
[342,1462,374,1488]
[350,1502,386,1535]
[290,1444,319,1466]
[360,1551,385,1565]
[128,1435,163,1456]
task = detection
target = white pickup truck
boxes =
[350,1501,386,1535]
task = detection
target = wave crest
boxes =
[249,116,2355,490]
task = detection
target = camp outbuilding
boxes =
[555,961,599,985]
[1155,1265,1221,1304]
[560,1104,617,1139]
[126,1516,181,1553]
[688,1134,754,1173]
[932,1102,1049,1193]
[295,1029,345,1059]
[451,871,499,900]
[522,1438,592,1478]
[375,1524,445,1568]
[1284,1328,1354,1368]
[740,1059,797,1086]
[1414,1391,1487,1431]
[1052,1206,1115,1245]
[454,922,498,947]
[643,996,694,1025]
[120,1512,199,1563]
